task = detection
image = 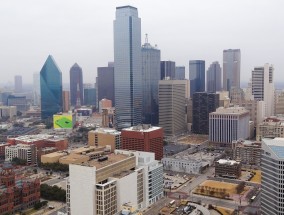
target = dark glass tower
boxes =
[189,60,205,97]
[207,61,222,93]
[40,55,63,119]
[160,61,175,80]
[192,92,219,134]
[141,39,160,125]
[97,63,115,107]
[114,6,142,130]
[70,63,83,107]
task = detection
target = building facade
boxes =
[141,40,160,125]
[33,72,41,106]
[251,64,275,117]
[223,49,241,91]
[175,66,185,80]
[209,107,250,146]
[7,95,28,112]
[14,75,22,93]
[121,125,163,160]
[62,90,70,112]
[159,80,189,136]
[192,92,219,135]
[40,55,63,119]
[215,159,242,179]
[257,117,284,141]
[114,6,142,130]
[189,60,205,97]
[5,144,37,165]
[97,63,115,107]
[261,138,284,215]
[160,61,175,80]
[70,63,83,107]
[206,61,222,93]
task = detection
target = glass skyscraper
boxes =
[206,61,222,93]
[141,39,160,125]
[114,6,142,130]
[175,66,185,80]
[70,63,83,107]
[160,61,175,80]
[223,49,241,91]
[40,55,63,119]
[189,60,205,97]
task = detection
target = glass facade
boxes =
[40,55,63,119]
[189,60,205,97]
[160,61,175,80]
[223,49,241,91]
[84,88,96,106]
[175,66,185,80]
[141,42,160,125]
[70,63,83,107]
[114,6,142,130]
[206,61,222,93]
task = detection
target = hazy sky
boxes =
[1,0,283,86]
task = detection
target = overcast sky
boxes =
[0,0,283,87]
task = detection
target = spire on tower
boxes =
[145,33,148,44]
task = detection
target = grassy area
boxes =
[201,180,237,194]
[250,170,261,184]
[216,207,235,215]
[23,208,37,215]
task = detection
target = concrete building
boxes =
[209,107,250,147]
[114,6,142,130]
[7,95,28,112]
[0,106,17,119]
[121,125,163,160]
[102,108,115,128]
[62,90,70,112]
[0,143,10,159]
[99,98,112,113]
[5,144,37,165]
[159,80,189,136]
[232,140,261,166]
[275,91,284,115]
[223,49,241,92]
[14,75,23,93]
[206,61,222,93]
[216,91,230,108]
[192,92,219,135]
[257,116,284,141]
[88,128,121,152]
[251,64,275,117]
[160,61,175,80]
[67,150,163,215]
[261,138,284,215]
[215,159,242,179]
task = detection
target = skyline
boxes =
[1,0,283,85]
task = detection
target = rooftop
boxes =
[12,134,65,142]
[263,138,284,158]
[211,106,249,115]
[217,159,240,165]
[123,125,162,132]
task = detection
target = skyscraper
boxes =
[141,37,160,125]
[40,55,63,119]
[175,66,185,80]
[251,64,274,117]
[33,73,40,106]
[69,63,83,107]
[97,63,115,107]
[192,92,219,134]
[160,61,175,80]
[189,60,205,97]
[114,6,142,130]
[223,49,241,91]
[14,75,22,93]
[207,61,222,93]
[159,80,189,136]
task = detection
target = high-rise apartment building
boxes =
[189,60,205,97]
[207,61,222,93]
[14,75,22,93]
[40,55,63,119]
[141,39,160,125]
[251,64,275,117]
[5,144,37,165]
[33,72,40,106]
[68,150,163,215]
[97,63,115,108]
[261,138,284,215]
[160,61,175,80]
[70,63,83,107]
[121,125,164,160]
[209,107,250,147]
[114,6,142,130]
[159,80,189,136]
[175,66,185,80]
[223,49,241,91]
[192,92,219,134]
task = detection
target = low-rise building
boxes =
[233,140,261,166]
[0,106,17,119]
[5,144,37,165]
[215,159,242,179]
[0,143,10,159]
[257,116,284,141]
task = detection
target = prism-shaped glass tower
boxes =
[40,55,63,119]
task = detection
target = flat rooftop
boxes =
[90,128,121,135]
[85,154,131,170]
[123,125,161,132]
[217,159,240,165]
[263,138,284,158]
[42,151,67,158]
[178,135,208,144]
[12,134,65,142]
[71,146,105,154]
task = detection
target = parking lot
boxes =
[164,172,193,190]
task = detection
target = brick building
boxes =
[121,125,164,160]
[0,163,40,214]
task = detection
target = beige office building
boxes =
[257,116,284,141]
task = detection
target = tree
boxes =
[40,184,66,202]
[11,157,27,165]
[236,182,245,194]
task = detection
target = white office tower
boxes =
[67,150,163,215]
[114,6,142,130]
[261,138,284,215]
[251,64,275,117]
